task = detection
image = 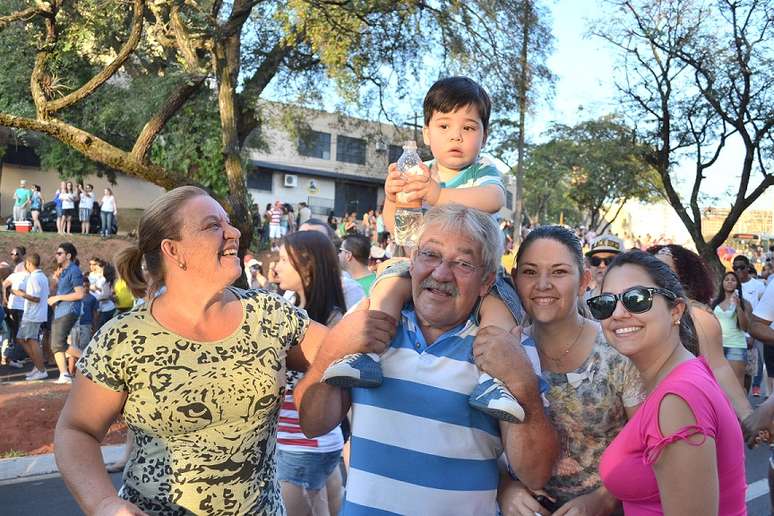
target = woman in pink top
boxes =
[588,251,746,515]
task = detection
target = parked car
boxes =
[6,200,117,234]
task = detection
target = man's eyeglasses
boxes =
[55,251,65,256]
[586,286,677,321]
[415,248,482,276]
[732,265,748,272]
[589,256,615,267]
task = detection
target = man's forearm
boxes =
[297,380,349,438]
[295,336,351,438]
[500,383,558,490]
[752,320,774,343]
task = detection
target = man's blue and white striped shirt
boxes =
[343,309,543,516]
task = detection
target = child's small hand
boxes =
[401,163,441,205]
[384,164,405,202]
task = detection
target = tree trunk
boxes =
[214,34,253,256]
[512,1,531,244]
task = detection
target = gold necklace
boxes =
[540,317,587,367]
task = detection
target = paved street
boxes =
[0,445,772,515]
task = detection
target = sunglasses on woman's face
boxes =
[586,286,677,320]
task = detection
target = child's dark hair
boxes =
[423,77,491,133]
[602,250,699,355]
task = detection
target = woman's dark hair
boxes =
[515,225,585,276]
[711,271,745,329]
[93,257,117,286]
[603,250,699,355]
[646,244,715,305]
[33,185,40,192]
[282,231,346,325]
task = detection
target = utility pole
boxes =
[513,0,532,246]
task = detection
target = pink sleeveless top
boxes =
[599,357,746,515]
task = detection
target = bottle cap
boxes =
[402,141,417,150]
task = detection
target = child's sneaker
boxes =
[322,353,383,388]
[469,375,525,423]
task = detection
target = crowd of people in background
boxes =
[0,242,134,382]
[11,178,118,237]
[5,74,774,515]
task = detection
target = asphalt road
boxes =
[0,446,772,515]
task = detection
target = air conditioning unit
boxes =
[375,140,387,152]
[284,174,298,188]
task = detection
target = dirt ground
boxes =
[0,232,133,275]
[0,381,126,456]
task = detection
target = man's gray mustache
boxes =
[420,278,458,296]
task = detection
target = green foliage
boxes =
[524,116,661,229]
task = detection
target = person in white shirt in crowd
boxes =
[90,257,117,330]
[298,202,312,226]
[13,254,49,380]
[78,183,96,234]
[100,188,118,238]
[298,218,365,310]
[11,246,26,273]
[245,258,268,290]
[3,247,28,362]
[740,279,774,510]
[733,255,768,396]
[60,181,77,235]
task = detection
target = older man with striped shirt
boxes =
[296,204,558,515]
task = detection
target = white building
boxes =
[245,101,415,217]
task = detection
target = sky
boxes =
[537,0,772,209]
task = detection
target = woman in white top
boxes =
[711,271,752,389]
[274,230,347,516]
[78,184,96,234]
[100,188,117,237]
[90,257,117,330]
[60,181,76,234]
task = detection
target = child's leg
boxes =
[478,294,517,332]
[469,293,526,423]
[322,263,411,388]
[369,274,411,321]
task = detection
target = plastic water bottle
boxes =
[394,141,424,247]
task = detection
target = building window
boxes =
[298,130,331,160]
[336,135,366,165]
[388,144,403,164]
[246,167,273,192]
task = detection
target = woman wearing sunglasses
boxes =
[593,251,745,515]
[648,245,753,423]
[499,226,644,516]
[711,271,752,389]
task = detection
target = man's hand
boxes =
[323,299,397,360]
[94,496,148,516]
[472,326,538,397]
[742,397,774,447]
[48,295,59,306]
[498,479,551,516]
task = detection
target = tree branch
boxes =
[131,74,207,163]
[0,113,195,190]
[47,0,145,113]
[0,3,50,29]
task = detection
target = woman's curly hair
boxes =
[646,244,715,305]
